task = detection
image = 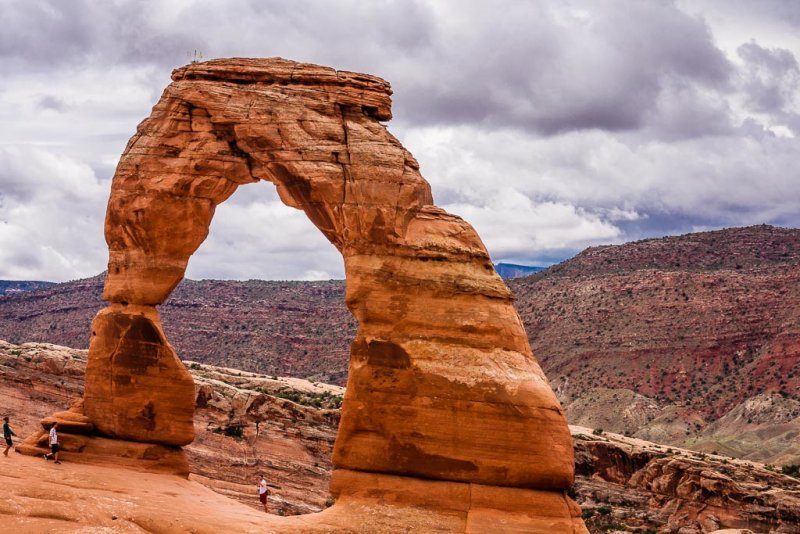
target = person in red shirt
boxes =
[257,474,270,512]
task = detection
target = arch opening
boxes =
[185,183,344,282]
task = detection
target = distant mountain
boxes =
[0,280,56,297]
[509,224,800,461]
[0,274,355,385]
[494,262,545,279]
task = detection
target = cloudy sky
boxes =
[1,0,799,282]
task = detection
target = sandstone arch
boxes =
[84,58,586,531]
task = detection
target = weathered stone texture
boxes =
[84,305,195,445]
[83,57,583,530]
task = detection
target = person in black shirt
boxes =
[3,416,15,456]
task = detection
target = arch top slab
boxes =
[86,57,584,530]
[171,57,394,121]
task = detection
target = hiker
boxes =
[3,416,15,456]
[258,474,269,512]
[44,422,61,464]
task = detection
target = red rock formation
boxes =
[0,340,343,514]
[78,58,583,530]
[572,426,800,533]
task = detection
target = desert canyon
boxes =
[3,58,585,532]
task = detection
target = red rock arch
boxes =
[84,58,585,530]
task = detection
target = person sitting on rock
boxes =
[3,416,15,456]
[257,474,270,512]
[43,422,61,464]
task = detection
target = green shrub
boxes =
[212,425,244,440]
[276,390,344,410]
[781,464,800,478]
[223,425,243,439]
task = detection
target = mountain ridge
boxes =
[494,262,545,278]
[0,279,57,297]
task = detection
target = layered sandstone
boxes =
[573,426,800,533]
[512,225,800,421]
[76,58,582,530]
[0,340,342,514]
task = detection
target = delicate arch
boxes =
[83,59,581,527]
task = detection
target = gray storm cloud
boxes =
[0,0,798,281]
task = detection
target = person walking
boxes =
[257,474,270,513]
[44,422,61,464]
[3,416,15,456]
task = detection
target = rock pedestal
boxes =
[68,58,585,531]
[16,401,189,476]
[84,305,195,445]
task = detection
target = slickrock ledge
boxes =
[36,57,585,532]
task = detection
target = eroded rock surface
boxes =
[85,305,195,445]
[0,340,341,515]
[79,58,582,530]
[573,426,800,533]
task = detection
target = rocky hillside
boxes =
[3,340,798,533]
[0,275,356,385]
[573,426,800,533]
[512,225,800,420]
[508,224,800,462]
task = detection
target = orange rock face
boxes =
[84,305,195,445]
[85,57,584,531]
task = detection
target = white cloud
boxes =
[185,184,343,281]
[404,122,800,253]
[444,188,622,263]
[0,0,798,281]
[0,147,107,280]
